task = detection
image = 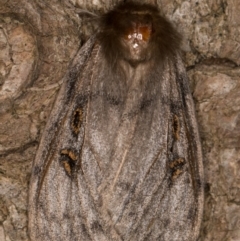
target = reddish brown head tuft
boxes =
[98,2,181,68]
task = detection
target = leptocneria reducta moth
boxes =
[29,2,204,240]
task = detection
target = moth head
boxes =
[121,15,153,63]
[98,2,181,68]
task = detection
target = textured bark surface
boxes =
[0,0,239,240]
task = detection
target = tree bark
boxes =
[0,0,239,240]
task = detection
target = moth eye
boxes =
[123,22,152,42]
[137,34,142,40]
[60,149,78,177]
[172,115,180,140]
[169,158,185,180]
[71,108,83,135]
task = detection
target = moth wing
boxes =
[88,55,204,241]
[139,55,204,240]
[28,36,110,241]
[174,55,204,237]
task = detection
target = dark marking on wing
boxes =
[60,149,78,177]
[33,165,41,176]
[61,149,78,161]
[71,108,83,135]
[140,98,153,110]
[91,221,103,232]
[169,158,185,180]
[172,114,180,140]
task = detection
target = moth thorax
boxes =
[122,21,153,63]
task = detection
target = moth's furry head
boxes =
[97,2,182,68]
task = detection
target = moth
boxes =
[29,2,204,241]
